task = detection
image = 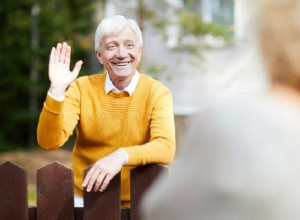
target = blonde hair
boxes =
[257,0,300,89]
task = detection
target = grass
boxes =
[28,187,37,206]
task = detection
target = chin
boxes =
[114,71,134,78]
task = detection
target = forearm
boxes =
[123,138,176,165]
[37,95,70,150]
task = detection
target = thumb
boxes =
[72,60,83,77]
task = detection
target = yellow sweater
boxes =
[37,73,176,207]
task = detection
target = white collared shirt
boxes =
[105,70,139,96]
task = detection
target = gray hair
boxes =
[94,15,143,52]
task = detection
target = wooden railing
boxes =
[0,161,166,220]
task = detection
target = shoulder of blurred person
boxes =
[141,95,300,220]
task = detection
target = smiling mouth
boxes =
[113,61,131,66]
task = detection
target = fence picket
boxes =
[37,161,74,220]
[130,164,167,220]
[0,161,165,220]
[83,168,121,220]
[0,161,28,220]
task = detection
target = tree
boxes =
[0,0,97,151]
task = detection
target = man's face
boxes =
[96,27,142,82]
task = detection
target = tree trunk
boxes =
[29,1,40,147]
[89,1,105,74]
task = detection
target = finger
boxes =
[94,172,107,192]
[99,174,113,192]
[71,60,83,77]
[49,47,55,64]
[82,167,95,188]
[54,43,62,63]
[65,45,71,69]
[86,170,101,192]
[59,42,67,63]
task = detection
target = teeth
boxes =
[116,62,130,66]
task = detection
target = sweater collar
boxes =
[105,71,139,96]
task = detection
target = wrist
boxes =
[47,90,65,101]
[117,149,128,165]
[49,85,67,98]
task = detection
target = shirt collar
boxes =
[105,71,139,96]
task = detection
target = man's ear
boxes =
[137,48,142,63]
[96,51,103,64]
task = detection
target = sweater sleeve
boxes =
[37,81,81,150]
[123,85,176,165]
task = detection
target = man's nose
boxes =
[117,46,127,58]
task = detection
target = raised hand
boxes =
[48,42,83,98]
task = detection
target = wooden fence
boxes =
[0,161,166,220]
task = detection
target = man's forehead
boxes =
[102,28,137,43]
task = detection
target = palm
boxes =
[48,42,82,97]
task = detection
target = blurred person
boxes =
[37,15,176,207]
[141,0,300,219]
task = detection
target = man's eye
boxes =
[107,45,116,50]
[126,43,134,48]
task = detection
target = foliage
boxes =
[145,1,233,44]
[0,0,95,151]
[179,10,232,40]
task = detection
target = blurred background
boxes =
[0,0,267,204]
[0,0,267,152]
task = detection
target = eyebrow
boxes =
[105,39,135,46]
[106,40,118,45]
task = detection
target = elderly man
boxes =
[37,15,176,207]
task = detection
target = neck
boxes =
[111,78,131,90]
[109,71,136,90]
